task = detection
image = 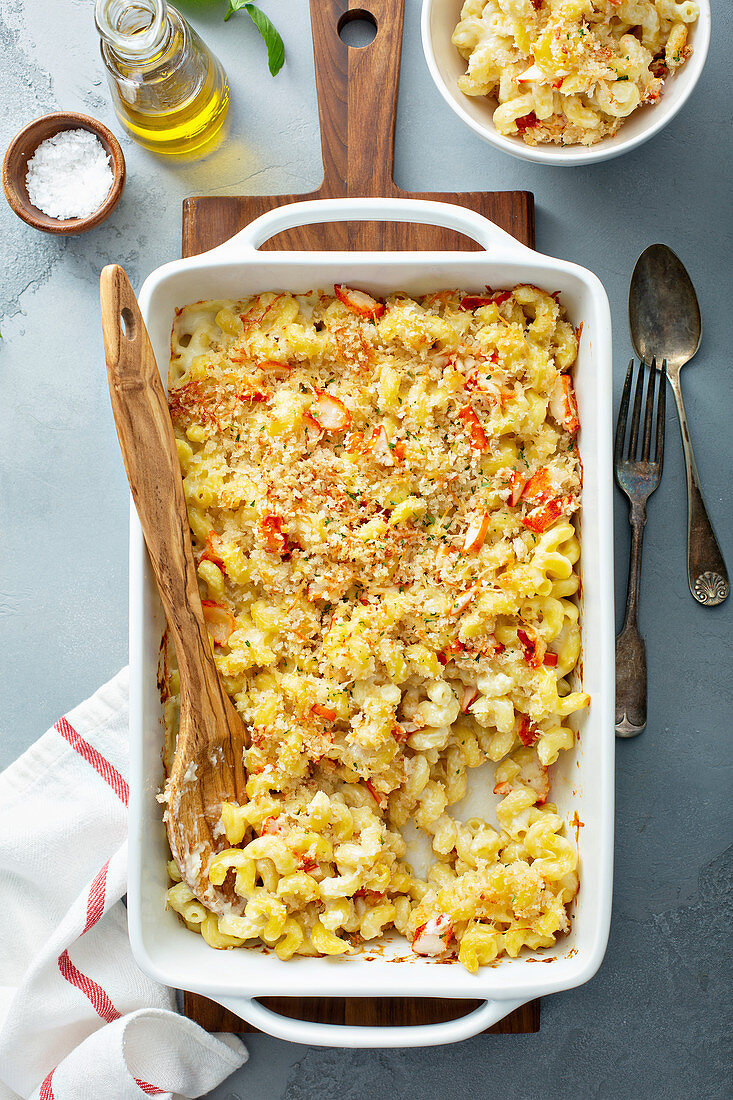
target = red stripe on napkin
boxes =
[54,717,129,806]
[57,950,121,1023]
[39,1068,55,1100]
[135,1080,164,1095]
[82,861,110,935]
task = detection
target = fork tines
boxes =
[615,357,667,471]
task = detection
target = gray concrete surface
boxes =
[1,1,731,1096]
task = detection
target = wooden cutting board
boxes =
[181,0,539,1037]
[183,0,533,254]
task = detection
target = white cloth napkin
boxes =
[0,669,248,1100]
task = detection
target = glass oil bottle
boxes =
[95,0,229,155]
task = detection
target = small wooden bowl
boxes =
[2,112,126,235]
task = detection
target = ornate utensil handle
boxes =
[616,508,648,737]
[668,373,729,606]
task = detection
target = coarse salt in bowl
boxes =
[421,0,711,166]
[26,128,115,221]
[2,112,126,234]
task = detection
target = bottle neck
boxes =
[94,0,170,60]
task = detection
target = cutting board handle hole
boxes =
[338,9,377,48]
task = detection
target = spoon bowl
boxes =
[629,244,702,375]
[165,697,247,913]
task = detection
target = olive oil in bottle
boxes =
[95,0,229,155]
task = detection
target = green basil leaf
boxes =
[225,1,285,77]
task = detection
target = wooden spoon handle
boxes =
[100,264,219,699]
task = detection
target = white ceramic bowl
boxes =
[422,0,711,165]
[129,198,615,1047]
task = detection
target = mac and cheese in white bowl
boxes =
[128,198,615,1047]
[422,0,710,164]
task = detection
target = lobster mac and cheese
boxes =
[453,0,699,146]
[163,283,588,972]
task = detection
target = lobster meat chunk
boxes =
[334,284,384,320]
[549,375,579,434]
[458,404,489,453]
[412,914,454,956]
[311,391,351,432]
[201,601,236,646]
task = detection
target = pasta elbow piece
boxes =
[311,920,351,956]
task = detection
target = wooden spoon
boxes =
[100,264,247,913]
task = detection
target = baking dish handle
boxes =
[208,197,535,257]
[215,994,525,1048]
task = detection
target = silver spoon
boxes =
[629,244,729,607]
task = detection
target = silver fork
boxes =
[614,357,667,738]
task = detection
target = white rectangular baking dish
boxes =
[128,197,615,1047]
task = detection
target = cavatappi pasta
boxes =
[453,0,699,146]
[162,283,589,971]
